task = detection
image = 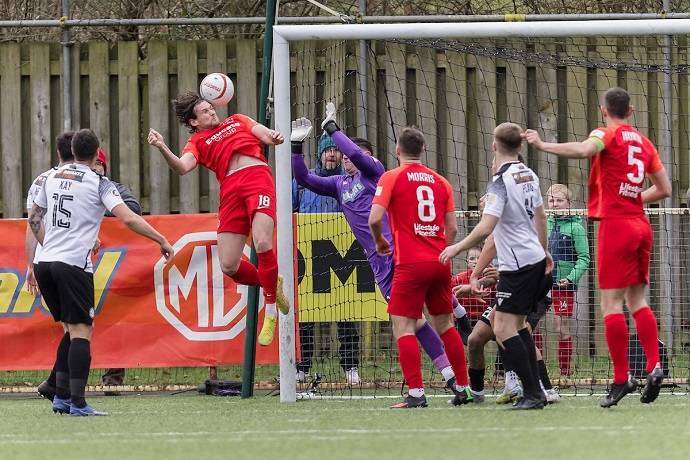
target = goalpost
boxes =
[272,20,690,403]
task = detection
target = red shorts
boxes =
[551,288,575,317]
[597,216,652,289]
[218,164,276,235]
[388,262,453,319]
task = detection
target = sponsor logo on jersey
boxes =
[375,186,383,196]
[406,171,435,184]
[55,169,85,182]
[619,182,644,198]
[589,129,606,139]
[342,182,364,203]
[512,170,535,184]
[413,223,440,237]
[204,121,241,145]
[154,232,250,341]
[34,175,47,186]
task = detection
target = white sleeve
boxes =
[99,178,125,212]
[34,179,48,209]
[26,185,36,211]
[532,176,544,208]
[483,177,506,218]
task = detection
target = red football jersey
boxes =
[587,123,663,220]
[451,269,496,320]
[373,163,455,266]
[182,114,264,182]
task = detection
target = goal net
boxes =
[273,21,690,400]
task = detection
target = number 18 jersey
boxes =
[587,124,663,220]
[373,163,455,266]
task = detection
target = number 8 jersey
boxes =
[373,163,455,266]
[34,163,125,272]
[587,124,663,220]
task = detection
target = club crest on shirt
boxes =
[55,169,85,182]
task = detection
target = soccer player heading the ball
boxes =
[369,126,471,409]
[440,122,553,410]
[148,92,289,347]
[523,87,672,408]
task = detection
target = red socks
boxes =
[397,334,423,390]
[440,328,469,386]
[257,250,278,304]
[604,313,630,384]
[558,337,573,376]
[231,259,260,286]
[633,307,660,373]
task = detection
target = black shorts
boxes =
[34,261,95,325]
[495,259,551,317]
[478,295,551,330]
[527,295,552,330]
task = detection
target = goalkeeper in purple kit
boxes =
[290,103,478,391]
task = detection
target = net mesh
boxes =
[286,35,690,397]
[2,33,689,397]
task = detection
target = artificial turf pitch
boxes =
[1,393,688,460]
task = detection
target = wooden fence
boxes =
[1,37,689,218]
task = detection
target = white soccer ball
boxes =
[200,73,234,106]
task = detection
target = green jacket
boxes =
[547,215,591,287]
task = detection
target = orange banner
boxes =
[0,215,280,370]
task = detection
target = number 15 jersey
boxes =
[373,163,455,266]
[34,163,124,272]
[587,124,663,220]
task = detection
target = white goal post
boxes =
[271,19,690,403]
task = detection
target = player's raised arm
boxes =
[251,122,285,145]
[291,117,339,198]
[148,128,198,176]
[522,129,598,159]
[321,102,383,178]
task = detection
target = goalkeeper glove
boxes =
[321,102,340,135]
[290,117,313,154]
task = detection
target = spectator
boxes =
[546,183,590,376]
[451,246,496,327]
[292,133,360,384]
[93,149,143,392]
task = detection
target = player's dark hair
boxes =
[173,91,204,132]
[604,87,630,119]
[56,131,75,162]
[352,137,374,155]
[494,122,523,152]
[71,129,100,162]
[397,127,425,158]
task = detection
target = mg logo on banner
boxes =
[154,232,258,341]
